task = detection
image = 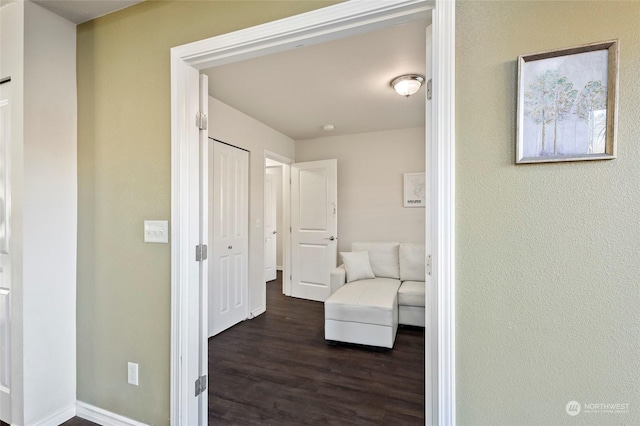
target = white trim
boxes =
[170,1,455,425]
[250,306,266,319]
[172,0,433,71]
[264,150,292,166]
[170,53,201,426]
[76,401,149,426]
[197,73,209,423]
[424,15,435,426]
[28,403,75,426]
[432,1,456,425]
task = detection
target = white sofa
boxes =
[325,242,425,349]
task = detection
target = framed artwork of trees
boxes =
[516,40,619,164]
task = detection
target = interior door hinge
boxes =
[426,254,432,276]
[196,111,208,131]
[195,374,208,397]
[196,244,208,262]
[426,79,432,101]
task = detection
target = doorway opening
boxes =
[264,159,283,284]
[263,151,292,297]
[170,1,456,425]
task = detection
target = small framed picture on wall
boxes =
[516,40,619,163]
[403,172,425,207]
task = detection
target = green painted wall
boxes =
[76,1,338,424]
[456,1,640,425]
[78,0,640,424]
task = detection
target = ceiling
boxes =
[204,19,429,141]
[31,0,143,24]
[22,0,428,141]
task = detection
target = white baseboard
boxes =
[250,306,266,318]
[76,401,149,426]
[29,402,75,426]
[276,266,283,271]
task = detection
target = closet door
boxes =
[209,141,249,337]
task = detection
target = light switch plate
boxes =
[144,220,169,243]
[128,362,139,386]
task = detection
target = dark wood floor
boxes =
[60,419,98,426]
[0,418,98,426]
[209,272,425,425]
[3,273,424,426]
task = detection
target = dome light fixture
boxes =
[390,74,425,97]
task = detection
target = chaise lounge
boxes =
[325,242,426,349]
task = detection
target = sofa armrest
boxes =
[330,264,347,294]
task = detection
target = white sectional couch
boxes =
[325,242,425,349]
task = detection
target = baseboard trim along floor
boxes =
[30,403,76,426]
[76,401,148,426]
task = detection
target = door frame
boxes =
[263,167,278,282]
[264,150,292,297]
[170,0,456,424]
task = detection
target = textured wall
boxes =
[296,127,425,255]
[456,1,640,425]
[76,1,336,424]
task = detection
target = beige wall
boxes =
[457,1,640,425]
[296,127,425,255]
[77,0,640,424]
[76,2,336,424]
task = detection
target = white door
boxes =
[0,80,11,424]
[264,172,277,282]
[209,141,249,337]
[291,159,337,302]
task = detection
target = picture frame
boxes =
[516,40,619,164]
[403,172,425,207]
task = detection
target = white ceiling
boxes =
[32,0,142,24]
[22,0,428,141]
[204,19,429,141]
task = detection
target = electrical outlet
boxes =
[144,220,169,243]
[128,362,139,386]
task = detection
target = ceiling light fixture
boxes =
[390,74,425,97]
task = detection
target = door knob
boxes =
[228,245,233,249]
[324,236,336,241]
[273,231,277,235]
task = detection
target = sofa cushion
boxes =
[399,243,425,282]
[352,242,400,279]
[325,278,401,326]
[340,251,375,283]
[398,281,425,307]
